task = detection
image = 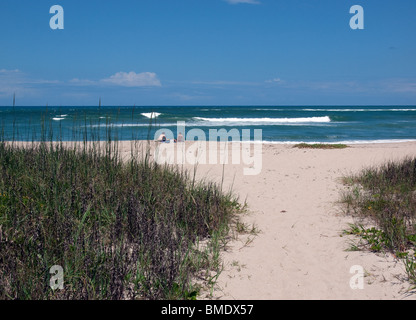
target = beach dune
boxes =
[9,140,416,299]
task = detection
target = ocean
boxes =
[1,106,416,143]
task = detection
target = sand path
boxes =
[187,142,416,300]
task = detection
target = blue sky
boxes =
[0,0,415,106]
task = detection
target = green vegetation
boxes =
[0,118,245,300]
[293,143,348,149]
[340,157,416,287]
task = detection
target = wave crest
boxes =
[141,112,161,119]
[193,116,331,124]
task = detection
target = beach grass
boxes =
[0,116,244,300]
[340,157,416,287]
[293,143,348,149]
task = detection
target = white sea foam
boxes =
[302,108,416,112]
[52,117,65,121]
[91,122,335,128]
[258,139,416,145]
[254,108,416,112]
[141,112,161,119]
[193,116,331,124]
[90,123,156,128]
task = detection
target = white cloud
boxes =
[172,93,199,101]
[0,69,20,74]
[0,69,56,98]
[172,92,213,101]
[191,80,260,86]
[224,0,260,4]
[101,71,161,87]
[381,79,416,93]
[69,78,96,86]
[265,78,282,83]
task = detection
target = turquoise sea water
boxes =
[1,106,416,143]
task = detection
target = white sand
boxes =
[10,140,416,299]
[174,141,416,300]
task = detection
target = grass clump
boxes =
[340,157,416,287]
[0,138,243,300]
[293,143,348,149]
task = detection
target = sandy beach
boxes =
[8,139,416,300]
[147,140,416,300]
[3,0,416,305]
